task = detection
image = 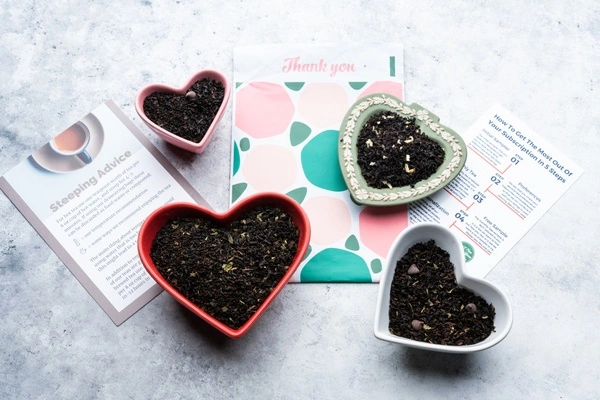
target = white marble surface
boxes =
[1,1,599,399]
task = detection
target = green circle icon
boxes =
[462,241,475,263]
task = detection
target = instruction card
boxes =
[0,101,209,325]
[409,104,583,278]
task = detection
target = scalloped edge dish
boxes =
[338,93,467,206]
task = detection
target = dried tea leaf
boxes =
[356,111,444,189]
[150,207,299,330]
[388,240,495,346]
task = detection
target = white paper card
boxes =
[409,104,583,278]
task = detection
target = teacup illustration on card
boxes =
[50,121,93,164]
[29,113,105,173]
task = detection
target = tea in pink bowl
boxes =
[135,69,231,154]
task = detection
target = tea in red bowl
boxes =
[137,193,311,339]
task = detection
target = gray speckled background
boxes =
[1,1,599,399]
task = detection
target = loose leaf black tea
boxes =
[388,240,495,345]
[357,111,445,189]
[150,207,299,329]
[143,78,225,143]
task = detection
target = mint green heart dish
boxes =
[338,93,467,206]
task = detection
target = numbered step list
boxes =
[409,104,583,278]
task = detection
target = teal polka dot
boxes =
[231,183,247,203]
[370,258,383,274]
[286,187,308,204]
[349,82,367,90]
[290,121,311,146]
[240,137,250,151]
[232,141,240,176]
[301,245,312,261]
[285,82,305,91]
[301,130,346,192]
[345,235,360,251]
[300,248,371,282]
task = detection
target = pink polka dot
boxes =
[359,81,404,100]
[235,82,295,138]
[303,196,352,246]
[241,145,297,192]
[297,83,349,128]
[359,205,408,257]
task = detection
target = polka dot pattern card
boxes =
[231,43,405,282]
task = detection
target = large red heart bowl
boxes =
[135,69,231,153]
[137,193,311,339]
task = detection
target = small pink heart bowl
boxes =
[135,69,231,153]
[137,193,311,339]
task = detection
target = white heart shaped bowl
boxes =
[374,222,513,353]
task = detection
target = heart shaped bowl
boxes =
[374,222,513,353]
[338,93,467,206]
[135,69,231,153]
[137,193,311,339]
